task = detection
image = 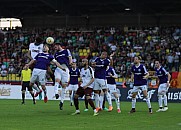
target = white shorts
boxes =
[54,67,70,84]
[67,84,78,91]
[30,68,47,85]
[93,78,107,90]
[107,84,117,94]
[131,85,147,93]
[158,83,168,94]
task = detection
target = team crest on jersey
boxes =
[38,47,40,49]
[138,69,141,72]
[159,71,161,74]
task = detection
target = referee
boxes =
[21,66,35,104]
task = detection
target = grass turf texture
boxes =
[0,99,180,130]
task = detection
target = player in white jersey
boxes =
[54,42,72,110]
[27,37,44,60]
[25,44,66,103]
[72,59,98,116]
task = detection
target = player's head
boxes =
[43,44,49,52]
[134,56,141,64]
[100,51,107,59]
[35,36,43,46]
[154,60,160,68]
[54,42,63,51]
[89,59,96,68]
[82,59,88,67]
[71,59,77,68]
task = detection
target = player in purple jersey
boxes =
[93,51,113,112]
[53,42,72,110]
[129,56,152,114]
[25,44,66,103]
[106,66,121,113]
[67,60,80,106]
[155,60,171,112]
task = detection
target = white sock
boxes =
[94,93,100,108]
[43,88,47,97]
[61,88,65,103]
[54,82,59,95]
[99,95,104,109]
[145,97,151,108]
[115,97,120,109]
[163,94,168,107]
[70,91,74,103]
[158,95,163,108]
[106,92,112,106]
[132,98,136,108]
[32,84,40,92]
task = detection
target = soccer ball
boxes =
[46,37,54,44]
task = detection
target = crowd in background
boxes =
[0,26,180,81]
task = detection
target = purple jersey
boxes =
[34,52,54,70]
[54,49,71,66]
[155,66,168,84]
[69,68,80,85]
[94,57,110,79]
[131,64,148,86]
[106,66,117,85]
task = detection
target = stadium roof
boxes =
[0,0,181,18]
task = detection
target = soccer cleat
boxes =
[103,107,109,111]
[156,108,163,112]
[96,107,102,112]
[84,109,89,112]
[44,96,48,103]
[72,110,80,115]
[149,108,153,114]
[34,90,42,97]
[162,107,168,112]
[59,102,63,110]
[117,109,121,113]
[129,109,136,113]
[55,94,59,99]
[108,106,113,112]
[21,102,25,105]
[93,111,99,116]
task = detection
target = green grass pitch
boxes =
[0,99,180,130]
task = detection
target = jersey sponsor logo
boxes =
[32,49,40,52]
[38,56,48,59]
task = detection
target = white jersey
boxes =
[29,43,44,59]
[80,66,94,88]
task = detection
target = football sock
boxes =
[94,93,100,108]
[115,97,120,109]
[85,98,89,109]
[163,94,168,107]
[145,97,151,108]
[88,99,96,110]
[74,98,79,110]
[158,95,163,108]
[22,93,25,103]
[106,92,112,106]
[132,98,136,108]
[99,95,104,109]
[54,82,59,95]
[61,88,65,103]
[32,84,40,92]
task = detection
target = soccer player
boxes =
[155,60,171,112]
[106,65,121,113]
[67,60,80,106]
[53,42,72,110]
[72,59,98,116]
[93,51,113,112]
[129,56,152,114]
[25,44,66,103]
[21,66,35,104]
